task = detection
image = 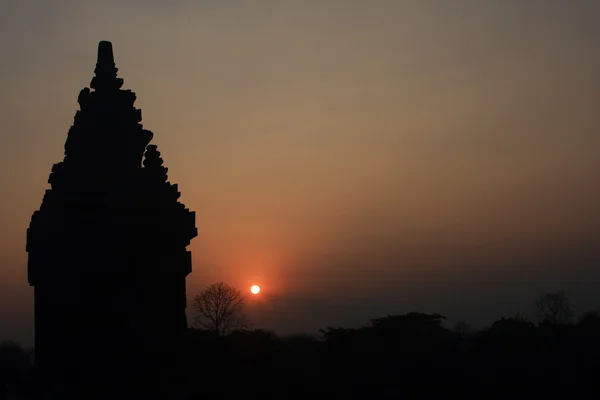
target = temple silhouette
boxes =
[26,41,198,398]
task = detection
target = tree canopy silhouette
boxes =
[192,282,248,336]
[0,341,32,397]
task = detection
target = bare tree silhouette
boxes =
[534,290,575,325]
[192,282,248,336]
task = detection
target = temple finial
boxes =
[97,41,115,66]
[90,40,123,91]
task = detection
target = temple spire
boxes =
[27,41,197,398]
[90,40,124,91]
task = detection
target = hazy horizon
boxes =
[2,0,600,345]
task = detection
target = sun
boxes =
[250,285,260,295]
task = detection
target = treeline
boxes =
[2,290,600,399]
[177,310,600,398]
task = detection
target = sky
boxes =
[1,0,600,345]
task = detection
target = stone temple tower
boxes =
[26,41,197,398]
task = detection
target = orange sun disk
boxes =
[250,285,260,295]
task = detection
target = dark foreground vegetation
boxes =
[180,313,600,398]
[3,310,600,398]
